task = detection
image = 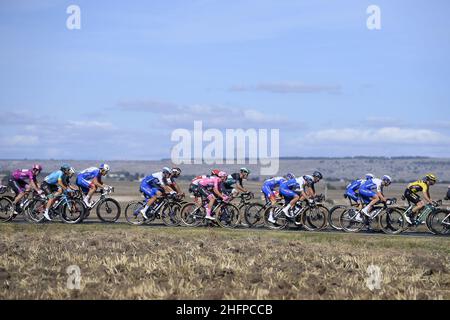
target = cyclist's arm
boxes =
[57,179,67,191]
[172,182,183,194]
[234,183,247,193]
[92,177,104,188]
[377,191,387,203]
[162,185,175,194]
[423,190,432,204]
[29,179,40,193]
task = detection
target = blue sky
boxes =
[0,0,449,160]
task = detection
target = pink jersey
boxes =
[198,176,221,189]
[191,175,207,186]
[12,169,35,182]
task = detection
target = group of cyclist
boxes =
[344,173,438,225]
[3,162,444,226]
[6,163,110,221]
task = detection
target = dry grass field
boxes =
[0,181,449,300]
[0,223,449,300]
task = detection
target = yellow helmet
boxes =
[424,173,437,183]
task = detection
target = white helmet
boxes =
[100,163,110,173]
[68,167,76,176]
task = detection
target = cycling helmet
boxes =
[162,167,171,174]
[211,169,220,176]
[218,171,228,178]
[60,163,71,172]
[68,167,76,176]
[240,167,250,174]
[424,173,437,183]
[382,175,392,184]
[286,173,295,180]
[304,175,314,185]
[312,171,323,180]
[32,164,42,172]
[100,163,110,172]
[365,173,375,180]
[172,167,181,176]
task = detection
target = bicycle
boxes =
[74,186,121,222]
[263,195,328,231]
[0,185,14,222]
[339,198,397,233]
[180,197,240,228]
[4,190,47,223]
[328,195,361,231]
[427,201,450,235]
[227,192,255,227]
[26,190,86,224]
[124,193,182,226]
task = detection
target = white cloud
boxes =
[305,127,448,145]
[66,121,116,131]
[0,135,39,146]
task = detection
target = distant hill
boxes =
[1,157,450,183]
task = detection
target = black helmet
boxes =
[312,171,323,180]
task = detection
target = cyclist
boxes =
[197,171,230,220]
[41,164,76,221]
[8,164,43,215]
[358,175,392,219]
[76,164,110,207]
[265,173,294,223]
[345,173,375,209]
[139,167,175,219]
[222,168,250,196]
[279,175,315,218]
[404,173,437,224]
[168,167,184,197]
[306,171,323,198]
[211,169,220,177]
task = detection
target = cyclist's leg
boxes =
[77,176,95,204]
[359,189,378,214]
[9,179,26,206]
[404,189,422,217]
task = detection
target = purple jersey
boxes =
[12,169,36,182]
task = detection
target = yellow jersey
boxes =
[407,180,429,194]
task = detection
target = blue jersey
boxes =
[360,178,383,193]
[78,167,101,181]
[44,170,64,185]
[263,176,286,188]
[346,179,364,192]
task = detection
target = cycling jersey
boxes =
[78,167,101,182]
[262,176,286,199]
[407,180,429,194]
[279,177,308,200]
[223,173,242,189]
[45,170,65,185]
[11,169,36,182]
[345,179,365,202]
[142,172,172,187]
[191,175,207,186]
[198,177,221,190]
[359,178,383,201]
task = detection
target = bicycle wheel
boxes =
[244,203,265,227]
[339,208,365,233]
[378,207,405,234]
[96,198,121,222]
[328,205,347,231]
[0,197,14,223]
[427,209,450,235]
[302,204,328,231]
[161,202,182,227]
[61,199,85,224]
[124,201,146,225]
[263,206,288,230]
[216,203,240,228]
[25,199,46,223]
[180,202,203,227]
